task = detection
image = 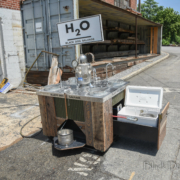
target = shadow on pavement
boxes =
[52,144,106,158]
[31,131,106,158]
[112,136,158,156]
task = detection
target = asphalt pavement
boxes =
[0,47,180,180]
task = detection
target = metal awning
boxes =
[79,0,161,26]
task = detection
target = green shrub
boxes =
[175,35,180,44]
[172,41,176,45]
[162,39,170,46]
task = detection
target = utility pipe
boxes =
[0,18,7,78]
[139,0,141,13]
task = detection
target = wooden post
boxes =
[83,99,113,152]
[38,96,57,137]
[150,27,153,54]
[153,27,158,54]
[135,16,138,58]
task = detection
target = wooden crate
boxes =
[113,102,169,150]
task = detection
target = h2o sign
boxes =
[66,20,90,36]
[57,15,104,46]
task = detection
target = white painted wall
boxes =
[0,31,3,82]
[0,8,25,88]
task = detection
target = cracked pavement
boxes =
[0,47,180,180]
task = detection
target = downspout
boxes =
[138,0,141,13]
[0,18,7,78]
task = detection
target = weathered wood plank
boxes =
[127,37,138,40]
[150,27,153,54]
[104,26,135,34]
[89,39,145,45]
[38,96,48,134]
[157,102,169,150]
[91,102,105,151]
[27,71,74,85]
[157,118,167,150]
[153,27,158,54]
[83,101,94,147]
[38,96,57,137]
[159,102,170,123]
[103,99,113,150]
[94,50,139,59]
[127,61,135,66]
[112,39,145,45]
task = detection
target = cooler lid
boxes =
[125,86,163,110]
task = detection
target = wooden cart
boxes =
[38,90,169,152]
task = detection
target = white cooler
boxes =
[117,86,163,127]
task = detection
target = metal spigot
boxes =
[93,68,97,82]
[60,69,63,88]
[76,83,80,90]
[106,63,115,80]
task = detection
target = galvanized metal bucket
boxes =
[58,129,74,146]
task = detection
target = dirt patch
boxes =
[0,92,42,150]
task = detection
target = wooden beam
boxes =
[38,96,57,137]
[83,101,94,147]
[150,27,153,54]
[153,27,158,54]
[88,39,145,45]
[104,26,135,34]
[94,50,139,59]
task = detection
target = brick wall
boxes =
[105,0,137,10]
[129,0,137,10]
[104,0,115,5]
[0,0,21,11]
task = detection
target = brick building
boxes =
[0,0,25,87]
[0,0,21,10]
[104,0,138,12]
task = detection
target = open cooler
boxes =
[117,86,163,127]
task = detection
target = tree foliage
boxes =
[141,0,180,44]
[141,0,164,21]
[154,8,180,42]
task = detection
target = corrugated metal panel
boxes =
[67,99,85,122]
[138,26,150,54]
[54,97,66,118]
[54,98,85,121]
[21,0,76,70]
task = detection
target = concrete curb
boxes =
[121,52,169,80]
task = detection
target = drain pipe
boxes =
[138,0,141,13]
[0,18,7,78]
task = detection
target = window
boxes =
[115,0,130,8]
[114,0,120,7]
